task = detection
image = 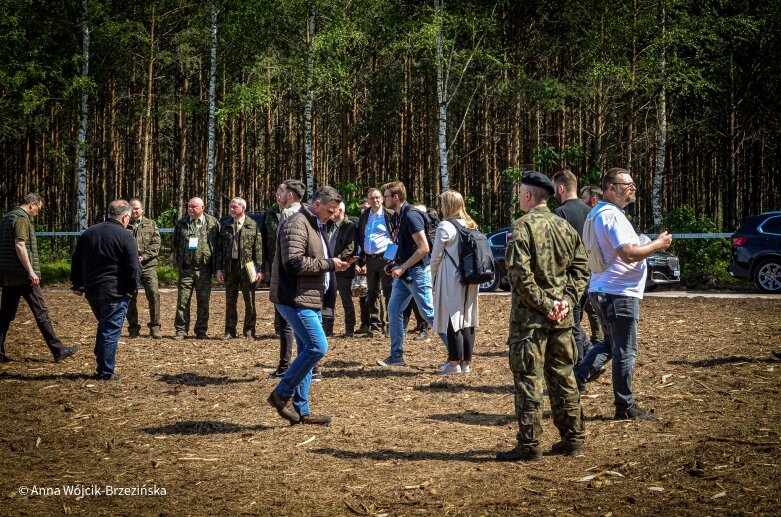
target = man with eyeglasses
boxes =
[71,200,140,380]
[0,193,80,363]
[574,168,672,420]
[172,197,220,339]
[355,188,395,337]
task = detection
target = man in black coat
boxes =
[325,202,358,337]
[553,169,598,364]
[71,200,140,381]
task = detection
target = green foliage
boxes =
[41,259,71,285]
[157,265,178,286]
[664,205,730,287]
[155,207,177,229]
[336,182,363,216]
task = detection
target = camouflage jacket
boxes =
[127,216,161,269]
[505,206,589,329]
[215,215,262,275]
[172,214,220,271]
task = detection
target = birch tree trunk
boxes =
[435,0,448,192]
[141,4,155,209]
[652,0,666,230]
[206,0,217,214]
[77,0,89,231]
[304,4,316,199]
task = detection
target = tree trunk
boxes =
[435,0,449,192]
[652,0,666,231]
[304,4,316,199]
[77,0,90,231]
[206,0,217,214]
[141,4,156,210]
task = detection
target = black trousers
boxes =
[275,305,295,369]
[0,284,66,358]
[324,276,356,335]
[446,321,475,362]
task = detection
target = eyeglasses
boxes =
[383,194,393,199]
[611,182,636,189]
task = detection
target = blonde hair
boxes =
[439,190,477,230]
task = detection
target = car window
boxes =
[760,216,781,235]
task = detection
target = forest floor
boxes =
[1,292,780,516]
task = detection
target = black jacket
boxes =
[71,218,141,300]
[554,199,592,237]
[328,217,357,278]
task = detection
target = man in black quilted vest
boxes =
[0,193,79,363]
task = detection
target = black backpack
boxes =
[403,206,439,253]
[444,218,495,285]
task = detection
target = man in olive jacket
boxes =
[216,197,263,339]
[0,193,79,363]
[126,198,162,339]
[267,186,350,426]
[172,197,219,339]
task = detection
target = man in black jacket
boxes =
[71,200,141,381]
[553,169,594,363]
[325,202,358,337]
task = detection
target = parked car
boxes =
[728,211,781,293]
[479,227,681,293]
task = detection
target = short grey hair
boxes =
[20,193,43,206]
[129,198,143,207]
[108,200,131,218]
[231,197,247,210]
[311,186,342,206]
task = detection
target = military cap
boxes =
[282,179,306,202]
[521,171,554,195]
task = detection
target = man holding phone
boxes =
[325,201,358,337]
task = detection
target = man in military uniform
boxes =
[126,198,162,339]
[0,193,79,362]
[497,172,589,462]
[172,197,219,339]
[216,197,263,340]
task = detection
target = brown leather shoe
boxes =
[299,414,332,426]
[267,391,300,424]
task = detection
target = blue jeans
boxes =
[274,304,328,416]
[574,292,640,410]
[87,295,130,379]
[387,264,438,358]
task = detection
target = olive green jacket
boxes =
[127,216,161,270]
[215,215,262,276]
[0,207,39,286]
[172,214,220,271]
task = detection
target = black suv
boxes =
[479,227,680,292]
[728,211,781,293]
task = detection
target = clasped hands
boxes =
[546,299,570,322]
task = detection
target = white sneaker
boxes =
[437,364,462,376]
[462,365,472,374]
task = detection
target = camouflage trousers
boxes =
[175,267,212,336]
[127,267,161,334]
[224,263,256,337]
[508,322,585,448]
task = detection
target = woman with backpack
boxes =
[430,190,480,375]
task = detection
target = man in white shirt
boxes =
[574,168,672,420]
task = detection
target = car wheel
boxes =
[479,270,500,293]
[754,258,781,294]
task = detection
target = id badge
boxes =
[188,237,199,250]
[383,243,398,261]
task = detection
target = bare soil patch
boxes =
[1,292,780,515]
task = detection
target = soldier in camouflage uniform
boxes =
[216,197,263,339]
[172,197,219,339]
[496,172,589,462]
[126,199,162,339]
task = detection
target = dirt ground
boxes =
[1,291,780,516]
